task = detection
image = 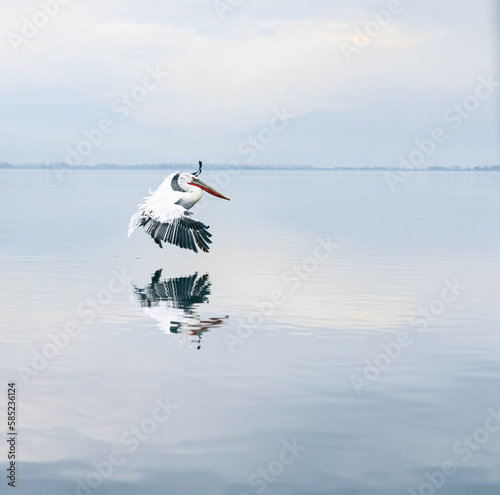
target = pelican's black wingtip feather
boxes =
[143,216,212,253]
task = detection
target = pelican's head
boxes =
[171,161,230,200]
[187,175,230,200]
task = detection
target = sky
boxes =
[0,0,498,167]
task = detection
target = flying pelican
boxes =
[128,161,230,252]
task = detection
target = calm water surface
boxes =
[1,169,499,494]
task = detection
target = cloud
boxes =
[0,0,497,165]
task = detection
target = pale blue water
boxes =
[1,169,500,495]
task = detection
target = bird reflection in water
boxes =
[132,269,228,349]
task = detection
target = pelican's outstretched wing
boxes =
[129,202,212,253]
[143,211,212,252]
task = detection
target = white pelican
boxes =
[128,161,230,252]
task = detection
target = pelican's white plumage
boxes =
[128,162,230,252]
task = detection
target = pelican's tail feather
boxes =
[128,212,144,237]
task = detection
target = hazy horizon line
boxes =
[1,162,499,172]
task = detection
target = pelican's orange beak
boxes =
[189,178,230,201]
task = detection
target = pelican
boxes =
[128,161,230,252]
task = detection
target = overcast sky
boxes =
[0,0,498,166]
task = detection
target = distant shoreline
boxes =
[0,163,499,172]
